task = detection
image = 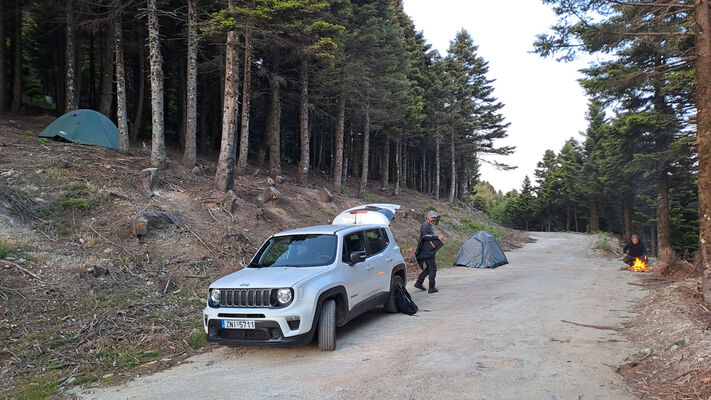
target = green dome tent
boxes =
[39,109,119,149]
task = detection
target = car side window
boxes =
[365,229,386,256]
[381,228,390,246]
[342,231,365,262]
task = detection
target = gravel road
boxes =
[80,232,646,400]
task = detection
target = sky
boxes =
[402,0,592,193]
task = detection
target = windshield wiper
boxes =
[246,263,263,268]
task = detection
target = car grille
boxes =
[219,288,273,308]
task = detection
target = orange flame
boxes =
[631,257,646,272]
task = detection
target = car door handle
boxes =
[386,257,392,263]
[366,265,374,271]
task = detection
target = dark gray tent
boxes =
[454,231,508,268]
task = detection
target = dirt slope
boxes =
[78,232,646,400]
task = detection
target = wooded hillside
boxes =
[0,0,510,202]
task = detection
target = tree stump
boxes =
[319,187,334,203]
[142,167,159,196]
[256,186,281,205]
[134,215,149,237]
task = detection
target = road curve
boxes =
[80,232,645,400]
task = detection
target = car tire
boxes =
[383,274,404,313]
[318,299,336,351]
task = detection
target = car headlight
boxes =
[276,288,293,305]
[209,289,221,306]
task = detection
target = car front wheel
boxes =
[318,299,336,351]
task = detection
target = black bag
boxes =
[394,285,418,315]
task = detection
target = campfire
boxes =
[631,257,646,272]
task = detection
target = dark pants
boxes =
[416,257,437,288]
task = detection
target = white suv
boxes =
[203,205,407,350]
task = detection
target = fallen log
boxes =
[256,186,281,205]
[319,187,334,203]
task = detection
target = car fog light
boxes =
[210,289,221,305]
[276,288,292,305]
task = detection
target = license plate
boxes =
[221,320,255,329]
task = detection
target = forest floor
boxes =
[0,114,709,399]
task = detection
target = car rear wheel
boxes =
[318,299,336,351]
[383,274,404,313]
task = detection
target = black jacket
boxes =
[623,241,645,258]
[415,235,443,260]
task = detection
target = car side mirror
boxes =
[349,250,366,265]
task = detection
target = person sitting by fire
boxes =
[622,234,648,266]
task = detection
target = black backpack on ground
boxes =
[394,285,418,315]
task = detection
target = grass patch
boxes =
[667,339,685,350]
[13,375,61,400]
[58,197,90,211]
[365,192,387,203]
[342,187,354,196]
[437,238,464,267]
[323,210,335,216]
[593,232,619,253]
[0,242,14,259]
[423,202,437,213]
[454,217,505,238]
[189,330,207,349]
[45,167,69,183]
[38,137,49,147]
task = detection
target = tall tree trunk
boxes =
[64,0,76,112]
[131,36,145,142]
[214,17,239,191]
[182,0,198,167]
[267,66,281,177]
[402,143,408,189]
[297,57,310,184]
[435,136,440,200]
[380,138,390,189]
[656,165,674,262]
[696,0,711,303]
[147,0,166,168]
[10,0,22,113]
[99,24,114,116]
[448,131,456,203]
[358,104,371,198]
[622,202,633,242]
[115,15,129,154]
[590,198,600,232]
[236,26,252,176]
[393,135,401,196]
[565,203,571,231]
[0,1,6,112]
[332,89,345,192]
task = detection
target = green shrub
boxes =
[423,202,437,212]
[58,197,90,211]
[189,331,207,349]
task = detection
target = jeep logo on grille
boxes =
[239,283,249,287]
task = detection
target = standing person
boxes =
[414,211,444,293]
[622,234,648,266]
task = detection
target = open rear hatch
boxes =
[331,203,401,226]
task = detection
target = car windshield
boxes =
[250,234,337,268]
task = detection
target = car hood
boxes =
[210,265,330,289]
